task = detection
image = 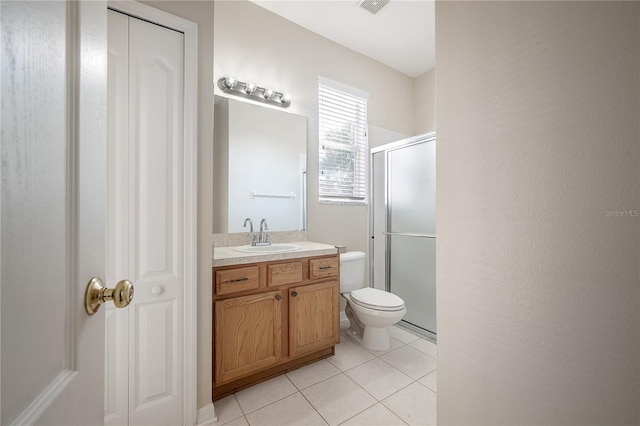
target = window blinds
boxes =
[318,80,368,202]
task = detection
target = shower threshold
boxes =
[397,320,437,344]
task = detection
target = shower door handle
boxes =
[382,232,436,239]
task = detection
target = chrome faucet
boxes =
[257,218,271,246]
[243,218,257,246]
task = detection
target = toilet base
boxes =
[362,326,391,351]
[345,301,392,351]
[345,302,364,338]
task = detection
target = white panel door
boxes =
[105,9,130,425]
[1,1,108,425]
[106,9,185,426]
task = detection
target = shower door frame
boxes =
[370,132,436,338]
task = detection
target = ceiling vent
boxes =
[358,0,390,15]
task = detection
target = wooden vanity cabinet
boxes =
[214,290,282,384]
[212,254,339,399]
[289,281,340,357]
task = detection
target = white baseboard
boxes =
[196,402,217,426]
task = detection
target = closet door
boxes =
[105,11,129,425]
[106,10,185,425]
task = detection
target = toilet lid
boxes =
[350,288,405,311]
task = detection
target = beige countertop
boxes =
[212,241,338,267]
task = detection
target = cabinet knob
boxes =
[275,294,282,301]
[291,291,298,297]
[151,286,163,295]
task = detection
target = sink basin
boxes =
[234,243,302,254]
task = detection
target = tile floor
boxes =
[212,322,437,426]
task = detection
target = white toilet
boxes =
[340,251,406,351]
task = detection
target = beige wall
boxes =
[413,68,435,134]
[139,0,214,411]
[214,0,415,255]
[436,2,639,424]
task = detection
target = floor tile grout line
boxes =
[242,390,320,425]
[301,372,378,426]
[418,368,438,392]
[407,340,438,361]
[412,378,437,395]
[238,377,433,423]
[235,375,299,416]
[336,334,435,384]
[243,388,331,426]
[341,370,381,403]
[338,402,412,426]
[379,394,421,426]
[289,372,372,425]
[288,366,343,392]
[341,352,418,400]
[217,394,246,425]
[335,399,409,426]
[326,350,376,372]
[216,404,248,426]
[234,326,436,425]
[327,381,377,426]
[331,371,413,426]
[378,345,438,380]
[372,355,419,383]
[378,377,420,404]
[378,380,438,425]
[297,388,331,426]
[338,367,418,425]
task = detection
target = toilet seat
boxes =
[350,287,405,312]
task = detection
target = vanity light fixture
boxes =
[217,77,291,108]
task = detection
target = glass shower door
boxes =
[387,137,436,334]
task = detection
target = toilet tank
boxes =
[339,251,366,293]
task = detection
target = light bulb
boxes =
[245,83,256,94]
[224,77,237,89]
[263,89,274,99]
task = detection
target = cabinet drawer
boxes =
[267,261,303,287]
[309,257,339,279]
[215,266,260,296]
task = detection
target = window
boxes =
[318,77,369,204]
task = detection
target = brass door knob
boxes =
[85,277,134,315]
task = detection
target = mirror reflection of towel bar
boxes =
[250,190,296,200]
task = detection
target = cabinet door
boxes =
[215,291,283,384]
[289,281,340,358]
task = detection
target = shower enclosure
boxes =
[370,133,436,336]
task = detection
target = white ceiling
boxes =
[250,1,435,78]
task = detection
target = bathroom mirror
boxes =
[213,95,307,233]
